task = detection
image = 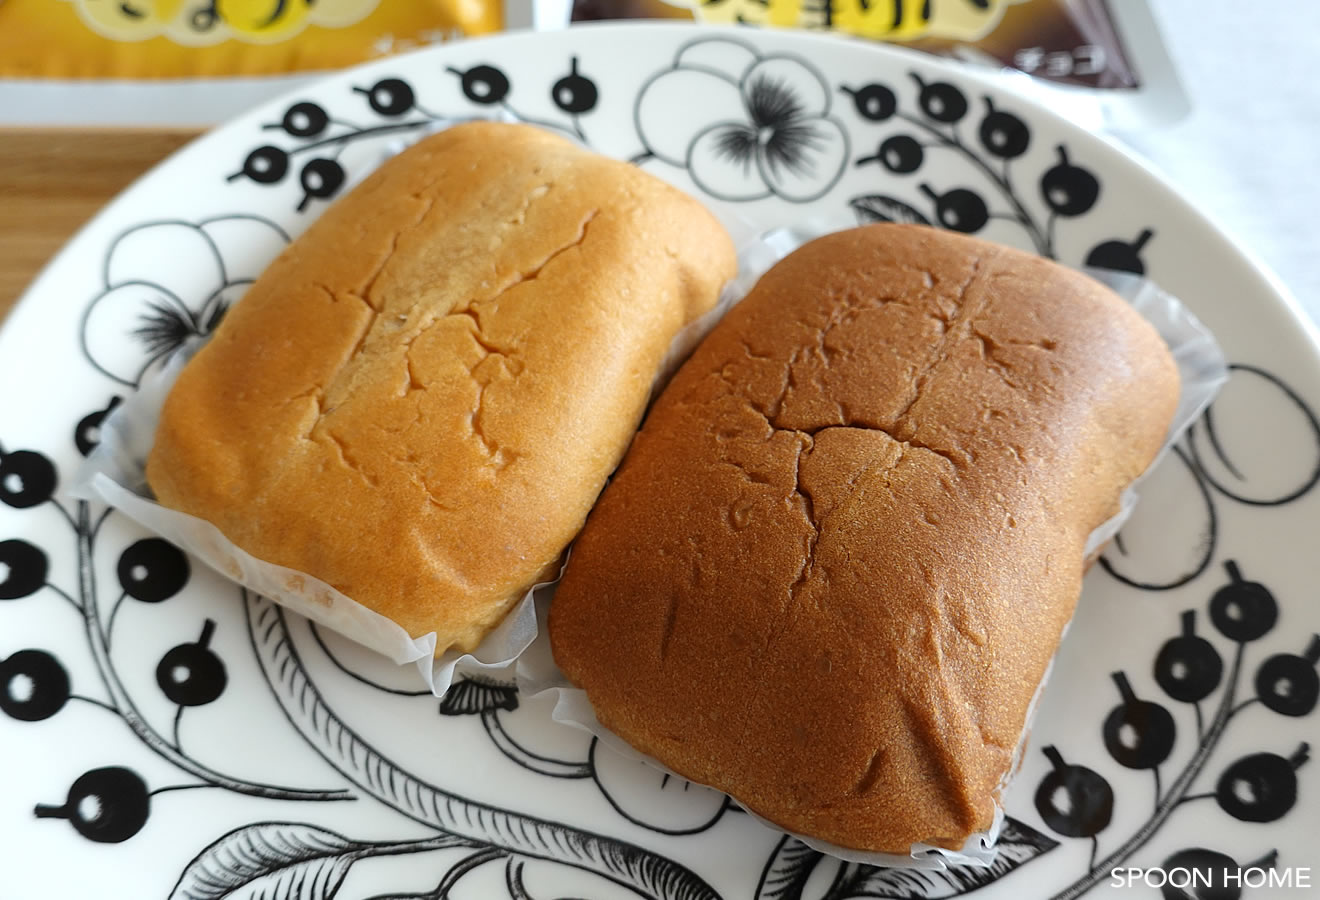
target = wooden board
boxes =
[0,128,200,324]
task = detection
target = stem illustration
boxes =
[75,501,354,802]
[895,111,1051,257]
[1048,644,1245,900]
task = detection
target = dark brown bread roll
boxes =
[146,121,735,656]
[549,224,1179,853]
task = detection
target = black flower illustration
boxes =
[79,216,289,386]
[636,38,849,202]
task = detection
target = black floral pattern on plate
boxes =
[1037,560,1315,900]
[842,72,1143,270]
[229,55,603,211]
[4,31,1320,900]
[79,216,289,387]
[634,37,849,202]
[1101,364,1320,591]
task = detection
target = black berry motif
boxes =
[1041,569,1316,899]
[0,538,47,600]
[881,135,923,173]
[1155,610,1223,704]
[1158,848,1233,900]
[1035,746,1114,839]
[156,619,227,708]
[1210,561,1277,643]
[551,57,598,115]
[1086,229,1154,275]
[117,537,189,604]
[74,396,122,457]
[34,767,151,844]
[1254,635,1320,717]
[277,102,329,139]
[1215,745,1309,823]
[979,97,1030,159]
[234,145,289,185]
[450,64,511,105]
[856,134,924,174]
[843,73,1116,259]
[910,72,967,123]
[841,83,897,121]
[919,183,988,233]
[1158,847,1277,900]
[231,58,599,211]
[297,158,346,212]
[1,649,70,721]
[4,405,727,896]
[0,449,57,509]
[1040,145,1100,217]
[2,412,360,857]
[355,78,415,117]
[1103,672,1176,770]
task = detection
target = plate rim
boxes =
[6,21,1320,369]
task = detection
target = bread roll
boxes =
[549,224,1179,853]
[146,121,736,655]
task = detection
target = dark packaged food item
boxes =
[572,0,1188,128]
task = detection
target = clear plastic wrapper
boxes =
[73,343,547,695]
[516,217,1229,869]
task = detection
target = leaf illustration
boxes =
[169,822,469,900]
[169,822,363,900]
[828,818,1059,899]
[756,835,824,900]
[245,593,721,900]
[849,195,932,228]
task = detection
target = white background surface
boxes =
[1121,0,1320,331]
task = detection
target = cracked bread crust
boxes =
[145,121,736,655]
[548,224,1179,854]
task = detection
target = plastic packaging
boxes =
[516,217,1229,868]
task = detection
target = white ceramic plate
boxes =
[3,23,1318,900]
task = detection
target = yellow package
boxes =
[0,0,503,78]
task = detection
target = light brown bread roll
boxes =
[146,121,736,655]
[549,224,1179,854]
